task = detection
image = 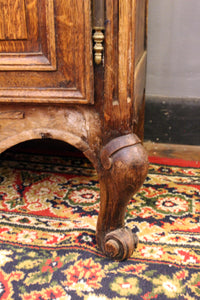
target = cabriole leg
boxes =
[96,134,149,260]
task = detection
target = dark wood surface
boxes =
[0,0,149,260]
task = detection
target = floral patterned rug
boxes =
[0,149,200,300]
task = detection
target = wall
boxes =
[146,0,200,98]
[144,0,200,145]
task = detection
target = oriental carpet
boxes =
[0,149,199,299]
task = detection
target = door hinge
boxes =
[92,0,105,65]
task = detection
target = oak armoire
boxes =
[0,0,149,260]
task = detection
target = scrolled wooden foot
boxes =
[96,133,149,260]
[104,228,138,261]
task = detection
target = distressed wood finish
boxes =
[0,0,148,260]
[103,0,135,139]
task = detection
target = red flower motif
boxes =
[120,264,146,274]
[41,257,63,274]
[67,258,104,288]
[23,286,66,300]
[176,271,186,280]
[0,227,10,234]
[142,291,158,300]
[177,250,200,264]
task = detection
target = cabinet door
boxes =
[0,0,93,104]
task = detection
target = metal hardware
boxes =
[93,30,104,64]
[92,0,105,64]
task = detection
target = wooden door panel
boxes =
[0,0,94,104]
[0,0,56,70]
[0,0,27,40]
[0,0,55,69]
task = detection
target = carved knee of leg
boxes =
[101,133,149,196]
[113,142,149,195]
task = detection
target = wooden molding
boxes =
[0,0,94,104]
[0,0,56,71]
